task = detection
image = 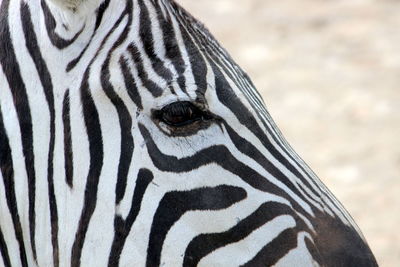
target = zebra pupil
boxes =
[158,101,203,127]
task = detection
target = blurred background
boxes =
[176,0,399,266]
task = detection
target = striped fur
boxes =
[0,0,377,266]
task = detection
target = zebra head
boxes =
[0,0,377,266]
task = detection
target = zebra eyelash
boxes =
[152,101,217,136]
[152,101,211,126]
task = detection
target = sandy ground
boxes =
[176,0,400,266]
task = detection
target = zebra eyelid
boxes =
[152,101,212,127]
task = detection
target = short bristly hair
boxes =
[47,0,103,13]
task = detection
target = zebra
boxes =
[0,0,378,266]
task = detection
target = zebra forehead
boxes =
[63,0,230,100]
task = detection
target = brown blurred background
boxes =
[176,0,400,266]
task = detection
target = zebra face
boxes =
[0,0,377,266]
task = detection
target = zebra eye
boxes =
[154,101,208,127]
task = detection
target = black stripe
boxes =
[66,44,90,72]
[153,1,188,92]
[146,185,247,267]
[62,90,73,187]
[241,228,298,266]
[21,3,59,266]
[138,0,173,82]
[41,0,83,49]
[101,57,134,204]
[108,168,153,266]
[159,2,190,93]
[120,56,143,110]
[0,227,12,267]
[167,2,230,107]
[156,9,186,92]
[71,71,104,267]
[177,21,207,96]
[95,0,110,32]
[0,107,28,267]
[183,202,295,266]
[0,0,37,261]
[127,44,163,97]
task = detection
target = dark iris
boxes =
[155,101,209,127]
